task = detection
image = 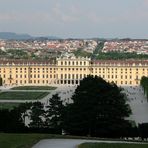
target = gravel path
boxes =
[32,139,144,148]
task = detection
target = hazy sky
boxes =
[0,0,148,38]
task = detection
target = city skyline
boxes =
[0,0,148,39]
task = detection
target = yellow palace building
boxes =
[0,56,148,86]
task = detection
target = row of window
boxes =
[60,68,86,71]
[61,74,87,79]
[15,80,52,84]
[60,61,87,66]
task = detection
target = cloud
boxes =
[0,13,17,21]
[51,2,80,23]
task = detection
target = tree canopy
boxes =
[63,75,131,137]
[45,94,63,130]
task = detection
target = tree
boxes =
[17,102,33,125]
[63,75,131,137]
[0,108,25,132]
[29,102,45,128]
[45,94,63,132]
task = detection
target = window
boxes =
[61,74,63,79]
[65,74,67,79]
[68,74,71,79]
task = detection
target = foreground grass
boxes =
[0,133,97,148]
[11,86,56,90]
[0,133,54,148]
[0,103,20,110]
[0,133,148,148]
[78,143,148,148]
[0,92,49,100]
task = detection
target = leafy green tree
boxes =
[17,102,33,124]
[63,75,131,137]
[45,94,63,130]
[29,102,45,128]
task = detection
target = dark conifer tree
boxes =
[63,75,131,137]
[45,94,63,131]
[29,102,45,128]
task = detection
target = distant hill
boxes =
[0,32,32,40]
[0,32,60,40]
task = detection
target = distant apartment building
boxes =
[0,57,148,86]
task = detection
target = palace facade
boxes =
[0,57,148,86]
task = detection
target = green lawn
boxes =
[11,86,56,90]
[78,143,148,148]
[0,92,49,100]
[0,133,53,148]
[0,103,20,110]
[0,134,147,148]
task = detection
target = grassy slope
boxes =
[78,143,148,148]
[0,133,49,148]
